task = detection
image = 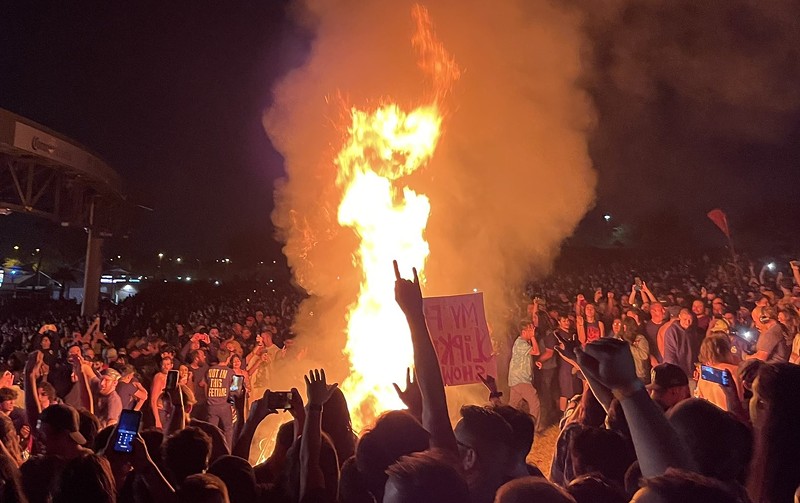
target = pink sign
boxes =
[423,292,496,386]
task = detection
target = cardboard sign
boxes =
[423,292,496,386]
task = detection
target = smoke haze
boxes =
[575,0,800,246]
[264,0,596,389]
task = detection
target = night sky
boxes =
[2,1,800,266]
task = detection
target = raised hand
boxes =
[305,369,338,407]
[393,367,422,415]
[248,389,278,424]
[553,331,579,363]
[25,351,42,378]
[575,338,639,393]
[394,260,423,317]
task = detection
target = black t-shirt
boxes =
[116,378,139,410]
[205,365,232,408]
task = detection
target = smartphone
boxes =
[634,277,642,292]
[266,390,293,410]
[230,375,244,393]
[165,369,179,391]
[700,365,731,387]
[113,410,142,453]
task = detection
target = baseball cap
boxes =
[39,404,87,445]
[647,363,689,391]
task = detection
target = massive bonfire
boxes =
[336,5,460,433]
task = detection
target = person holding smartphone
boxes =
[696,333,744,411]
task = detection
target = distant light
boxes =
[176,257,182,263]
[185,276,192,282]
[117,255,121,259]
[603,214,612,222]
[768,262,776,271]
[158,253,164,259]
[214,280,221,286]
[12,245,19,250]
[259,261,264,265]
[35,248,40,253]
[473,288,478,293]
[163,279,167,283]
[177,276,182,280]
[272,260,276,264]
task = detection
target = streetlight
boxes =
[603,214,612,222]
[176,257,182,263]
[12,245,19,251]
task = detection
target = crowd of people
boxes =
[0,253,796,502]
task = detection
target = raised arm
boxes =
[300,369,338,501]
[164,386,185,437]
[71,353,93,414]
[24,352,44,427]
[642,281,657,303]
[575,338,695,477]
[628,285,639,307]
[392,367,423,420]
[791,261,800,287]
[151,372,166,429]
[576,315,587,346]
[394,260,458,454]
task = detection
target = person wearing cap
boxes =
[647,363,691,412]
[36,404,91,459]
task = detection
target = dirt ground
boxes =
[527,424,559,476]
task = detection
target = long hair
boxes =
[698,333,734,365]
[747,363,800,503]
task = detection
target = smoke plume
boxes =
[264,0,595,389]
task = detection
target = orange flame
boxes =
[337,4,459,433]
